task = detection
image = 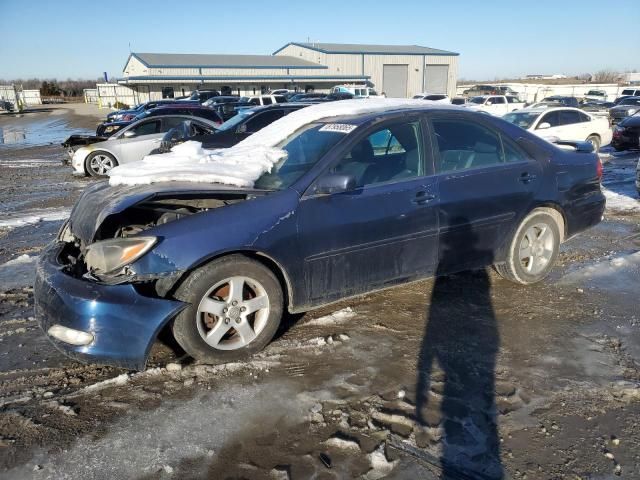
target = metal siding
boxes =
[382,65,409,98]
[424,65,449,94]
[364,55,423,97]
[425,55,458,98]
[124,56,148,76]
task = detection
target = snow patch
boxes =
[81,373,130,393]
[108,99,438,187]
[0,255,37,290]
[0,159,53,168]
[108,141,286,187]
[365,445,398,480]
[603,186,640,213]
[559,251,640,294]
[304,307,357,326]
[0,208,71,229]
[324,436,361,451]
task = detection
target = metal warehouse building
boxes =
[117,42,458,103]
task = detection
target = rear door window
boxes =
[430,117,518,172]
[558,110,581,125]
[492,97,506,104]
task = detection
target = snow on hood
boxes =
[108,98,439,187]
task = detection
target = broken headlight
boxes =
[84,237,156,275]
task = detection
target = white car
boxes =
[71,116,219,177]
[463,95,525,115]
[240,95,287,106]
[502,107,612,152]
[331,85,379,98]
[412,93,450,103]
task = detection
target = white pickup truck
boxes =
[463,95,525,115]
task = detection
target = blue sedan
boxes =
[34,106,605,369]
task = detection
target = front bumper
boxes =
[34,242,187,370]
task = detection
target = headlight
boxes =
[84,237,156,275]
[105,126,115,133]
[628,108,639,116]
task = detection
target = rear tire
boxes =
[495,210,561,285]
[586,135,601,153]
[172,255,283,363]
[85,151,118,177]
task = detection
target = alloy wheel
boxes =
[89,154,115,175]
[196,276,270,350]
[518,222,555,275]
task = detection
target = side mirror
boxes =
[537,122,551,130]
[123,130,136,138]
[314,174,356,195]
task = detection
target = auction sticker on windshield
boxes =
[319,124,357,134]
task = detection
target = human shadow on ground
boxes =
[415,219,504,479]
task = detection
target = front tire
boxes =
[85,151,118,177]
[495,210,561,285]
[172,255,283,363]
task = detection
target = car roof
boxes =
[127,115,220,126]
[243,103,312,114]
[516,106,585,114]
[311,104,461,125]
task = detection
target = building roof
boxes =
[128,52,326,69]
[273,42,459,56]
[119,74,369,85]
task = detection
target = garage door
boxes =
[424,65,449,94]
[383,64,408,98]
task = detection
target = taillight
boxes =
[596,155,603,180]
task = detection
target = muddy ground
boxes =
[0,105,639,480]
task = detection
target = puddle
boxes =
[0,117,92,148]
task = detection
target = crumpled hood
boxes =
[68,180,257,245]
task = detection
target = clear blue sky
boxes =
[0,0,637,81]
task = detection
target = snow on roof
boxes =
[108,98,440,187]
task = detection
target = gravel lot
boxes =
[0,105,639,479]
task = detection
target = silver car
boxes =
[71,116,219,176]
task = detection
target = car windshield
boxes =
[502,111,540,129]
[254,123,347,191]
[469,97,485,104]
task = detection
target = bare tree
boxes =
[593,70,618,83]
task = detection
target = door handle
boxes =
[412,191,437,205]
[519,172,537,184]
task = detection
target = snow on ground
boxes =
[108,98,434,187]
[0,159,53,168]
[559,251,640,295]
[603,186,640,213]
[303,307,357,327]
[3,380,312,480]
[0,207,71,229]
[0,254,37,290]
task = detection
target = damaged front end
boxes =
[35,181,267,369]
